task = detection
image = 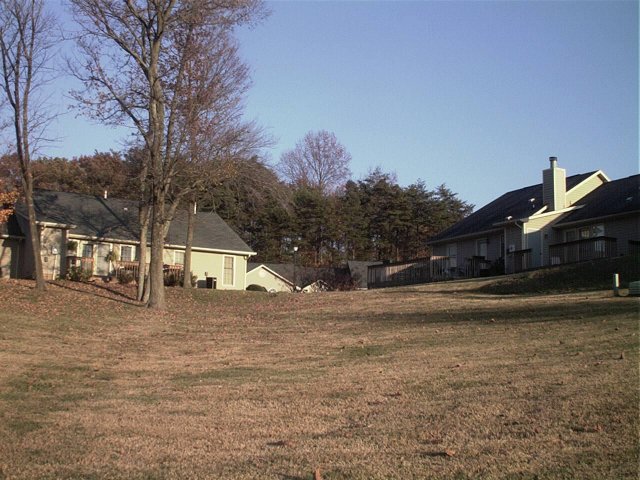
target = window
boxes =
[174,250,185,266]
[591,224,604,237]
[579,227,590,239]
[223,256,234,285]
[476,238,488,259]
[120,246,133,262]
[446,244,457,269]
[578,224,604,239]
[82,244,94,258]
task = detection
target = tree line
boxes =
[0,148,473,267]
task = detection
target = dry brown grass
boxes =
[0,278,638,479]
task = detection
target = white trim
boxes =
[173,250,185,266]
[0,234,24,240]
[66,234,255,256]
[524,204,583,221]
[566,170,610,196]
[37,221,75,229]
[222,255,235,286]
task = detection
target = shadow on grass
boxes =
[326,297,636,327]
[50,280,142,306]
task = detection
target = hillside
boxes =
[0,278,637,479]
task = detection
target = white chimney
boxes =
[542,156,566,211]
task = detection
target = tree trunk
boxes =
[147,188,166,309]
[23,174,45,290]
[182,197,195,288]
[136,204,149,301]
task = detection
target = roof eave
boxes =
[427,227,504,245]
[553,209,640,229]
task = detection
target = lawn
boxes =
[0,278,638,479]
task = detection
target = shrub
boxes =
[66,266,91,282]
[117,269,135,285]
[246,284,268,292]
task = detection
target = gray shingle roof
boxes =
[554,174,640,227]
[14,190,254,253]
[428,172,596,243]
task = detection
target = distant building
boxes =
[427,157,639,277]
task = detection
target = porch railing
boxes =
[511,248,532,273]
[549,237,617,265]
[66,256,94,275]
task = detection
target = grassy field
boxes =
[0,277,638,479]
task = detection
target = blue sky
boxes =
[43,0,638,209]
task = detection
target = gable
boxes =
[555,174,640,227]
[428,172,596,244]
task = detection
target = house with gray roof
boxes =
[0,190,256,289]
[427,157,637,277]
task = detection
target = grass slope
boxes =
[0,278,638,479]
[478,255,640,295]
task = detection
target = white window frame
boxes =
[82,243,94,259]
[223,255,235,286]
[476,238,488,259]
[174,250,185,266]
[446,243,457,269]
[120,245,133,262]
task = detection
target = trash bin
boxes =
[206,277,217,289]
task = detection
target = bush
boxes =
[117,269,135,285]
[163,270,197,287]
[66,266,91,282]
[246,284,268,292]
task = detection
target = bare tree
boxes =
[0,0,56,290]
[278,130,352,196]
[69,0,266,308]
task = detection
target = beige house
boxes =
[2,190,255,290]
[246,263,294,292]
[428,157,638,277]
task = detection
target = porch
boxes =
[549,237,617,265]
[66,257,184,283]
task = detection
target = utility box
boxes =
[206,277,217,289]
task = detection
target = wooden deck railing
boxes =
[549,237,617,265]
[66,256,94,274]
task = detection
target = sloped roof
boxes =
[14,190,254,253]
[554,174,640,227]
[247,262,294,281]
[428,172,596,243]
[246,263,294,285]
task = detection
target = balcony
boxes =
[549,237,617,265]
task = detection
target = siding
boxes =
[524,211,572,267]
[40,227,65,280]
[0,237,21,279]
[566,173,606,207]
[604,215,640,255]
[189,250,249,290]
[246,266,292,292]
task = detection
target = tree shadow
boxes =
[50,280,142,306]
